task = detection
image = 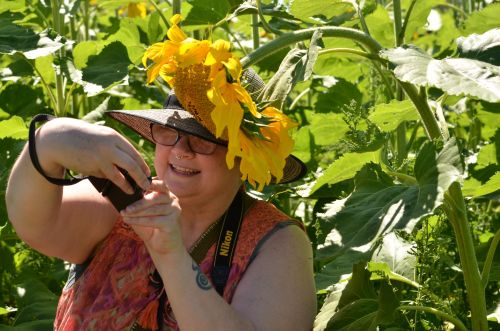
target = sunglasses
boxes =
[150,124,224,155]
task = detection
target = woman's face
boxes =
[154,130,241,201]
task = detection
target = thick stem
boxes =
[443,182,489,331]
[251,14,259,49]
[398,305,468,331]
[399,82,442,140]
[241,26,382,68]
[482,228,500,289]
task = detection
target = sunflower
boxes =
[142,15,297,190]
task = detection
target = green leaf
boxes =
[183,0,231,25]
[457,28,500,66]
[290,0,354,24]
[259,34,321,109]
[80,41,131,94]
[370,233,417,285]
[314,78,363,114]
[313,281,348,331]
[107,18,145,65]
[382,46,500,103]
[463,172,500,198]
[320,263,399,331]
[34,55,55,85]
[311,150,381,193]
[368,99,419,132]
[0,116,28,140]
[0,0,25,13]
[73,41,106,69]
[477,143,497,170]
[315,139,461,279]
[21,30,66,60]
[0,20,38,54]
[463,3,500,35]
[307,113,349,146]
[0,84,46,117]
[147,11,166,44]
[364,5,394,49]
[338,262,377,308]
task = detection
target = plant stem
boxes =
[172,0,181,15]
[398,305,468,331]
[481,228,500,289]
[443,182,489,331]
[241,26,382,68]
[51,0,66,117]
[393,0,403,47]
[255,0,281,35]
[25,58,58,110]
[252,14,259,49]
[399,82,442,140]
[148,0,170,28]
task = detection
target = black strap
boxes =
[28,113,86,186]
[211,190,245,296]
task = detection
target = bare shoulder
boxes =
[231,223,317,331]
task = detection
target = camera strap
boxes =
[28,114,87,186]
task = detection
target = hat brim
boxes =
[106,108,307,185]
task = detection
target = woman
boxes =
[5,16,316,331]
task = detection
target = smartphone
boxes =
[88,168,150,211]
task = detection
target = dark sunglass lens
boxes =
[152,125,178,145]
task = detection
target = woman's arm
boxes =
[6,117,151,263]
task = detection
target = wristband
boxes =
[28,114,86,186]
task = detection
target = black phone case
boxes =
[88,169,147,211]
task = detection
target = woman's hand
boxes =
[120,179,184,257]
[37,117,151,193]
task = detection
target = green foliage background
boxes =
[0,0,499,330]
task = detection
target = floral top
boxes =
[54,199,302,330]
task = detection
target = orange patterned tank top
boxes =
[54,198,302,330]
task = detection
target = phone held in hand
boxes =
[88,168,151,211]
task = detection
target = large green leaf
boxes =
[317,263,399,331]
[315,139,461,280]
[457,28,500,66]
[0,20,38,54]
[183,0,231,25]
[463,172,500,198]
[368,99,419,132]
[382,46,500,103]
[314,78,363,114]
[107,18,145,65]
[0,22,65,60]
[463,3,500,35]
[0,116,28,140]
[369,233,417,284]
[311,150,381,193]
[78,41,132,95]
[0,84,46,117]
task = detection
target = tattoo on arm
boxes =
[192,261,212,291]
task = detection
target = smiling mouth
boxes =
[170,164,200,175]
